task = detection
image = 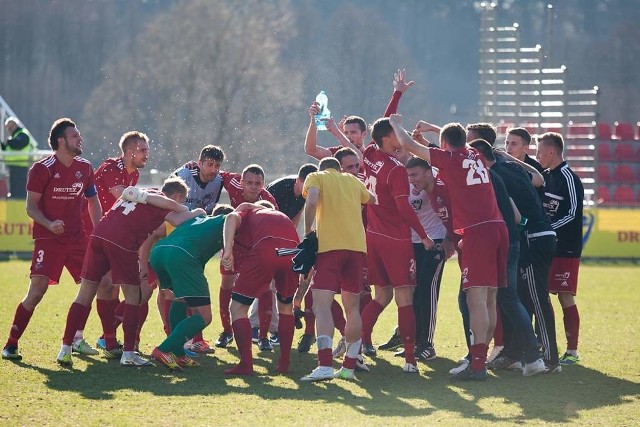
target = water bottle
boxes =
[315,91,331,130]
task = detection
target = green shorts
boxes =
[150,246,209,299]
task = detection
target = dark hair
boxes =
[334,147,358,164]
[297,163,318,181]
[212,203,233,216]
[162,177,188,198]
[538,132,564,154]
[255,200,275,209]
[405,156,432,170]
[466,123,497,145]
[344,116,367,133]
[371,117,393,147]
[441,123,467,148]
[48,118,76,150]
[468,139,496,162]
[507,127,532,145]
[318,157,341,171]
[242,164,265,179]
[200,145,225,162]
[119,131,149,153]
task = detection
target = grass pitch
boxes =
[0,259,638,426]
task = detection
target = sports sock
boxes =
[317,335,333,368]
[303,291,315,336]
[470,343,489,372]
[136,301,149,345]
[169,300,188,331]
[493,306,504,347]
[361,300,384,345]
[122,304,139,352]
[398,305,417,365]
[96,298,119,349]
[276,313,295,373]
[159,314,206,357]
[258,291,272,339]
[63,303,89,346]
[562,304,580,352]
[74,304,92,341]
[331,300,346,336]
[359,292,372,315]
[343,338,361,370]
[219,288,233,334]
[225,318,253,375]
[114,300,125,328]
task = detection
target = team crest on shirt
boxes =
[75,171,83,180]
[34,262,43,271]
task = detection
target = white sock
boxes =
[346,338,362,358]
[317,335,332,350]
[73,330,84,341]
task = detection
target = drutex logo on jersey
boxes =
[52,182,84,198]
[363,157,383,174]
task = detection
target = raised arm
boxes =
[304,102,333,160]
[495,148,545,187]
[383,69,414,117]
[389,114,432,163]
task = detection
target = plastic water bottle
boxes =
[315,91,331,130]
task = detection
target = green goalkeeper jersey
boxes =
[155,214,225,266]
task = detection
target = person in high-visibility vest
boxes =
[2,117,37,198]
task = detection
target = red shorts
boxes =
[460,222,508,290]
[548,257,580,295]
[366,232,416,288]
[312,250,365,294]
[30,236,87,285]
[234,238,298,300]
[81,237,141,286]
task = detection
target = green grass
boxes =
[0,259,638,426]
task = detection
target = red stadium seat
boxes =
[597,142,613,162]
[597,122,612,140]
[567,122,595,139]
[614,186,635,205]
[613,164,635,183]
[613,122,635,141]
[615,143,636,162]
[596,186,612,206]
[597,165,613,184]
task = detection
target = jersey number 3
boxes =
[462,159,489,186]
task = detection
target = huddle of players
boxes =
[1,70,583,381]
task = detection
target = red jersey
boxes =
[27,155,97,242]
[428,147,503,233]
[94,157,140,211]
[220,171,279,209]
[92,191,170,251]
[234,206,298,252]
[363,145,426,240]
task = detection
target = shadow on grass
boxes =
[15,350,640,423]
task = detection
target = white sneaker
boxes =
[334,367,355,380]
[487,345,504,363]
[332,337,346,359]
[403,362,419,373]
[56,348,73,367]
[72,338,99,355]
[523,358,547,377]
[120,352,155,367]
[300,366,334,382]
[506,361,523,370]
[355,355,369,372]
[449,358,470,375]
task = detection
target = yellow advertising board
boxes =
[582,208,640,259]
[0,199,33,252]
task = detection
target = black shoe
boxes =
[378,327,402,350]
[450,365,488,381]
[269,332,279,346]
[487,355,521,371]
[2,345,22,361]
[297,334,315,353]
[362,343,377,357]
[251,327,259,343]
[417,345,436,361]
[543,362,562,374]
[214,332,234,348]
[394,348,405,357]
[258,338,273,352]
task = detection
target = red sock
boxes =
[343,356,357,370]
[361,300,384,345]
[122,304,139,352]
[6,303,33,347]
[78,304,92,332]
[114,300,125,328]
[225,318,254,375]
[470,343,489,372]
[258,291,272,339]
[562,304,580,351]
[163,298,173,335]
[303,291,315,336]
[331,300,346,336]
[219,288,233,334]
[398,305,416,365]
[97,299,118,349]
[318,348,332,367]
[359,293,372,315]
[493,306,504,347]
[62,303,89,346]
[136,302,149,345]
[277,314,295,373]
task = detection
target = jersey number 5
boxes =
[462,159,489,186]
